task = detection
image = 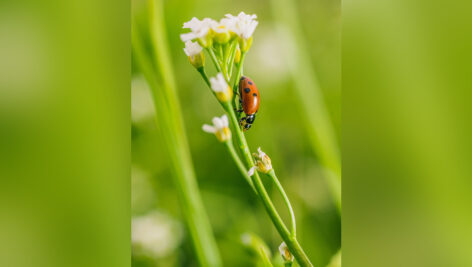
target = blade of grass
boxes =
[132,1,222,266]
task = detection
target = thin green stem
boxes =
[227,40,238,76]
[224,140,257,194]
[267,169,296,236]
[197,67,215,96]
[197,69,256,195]
[207,48,223,73]
[232,51,247,92]
[224,103,313,267]
[218,44,224,62]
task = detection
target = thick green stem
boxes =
[224,140,257,194]
[140,1,222,266]
[267,169,296,236]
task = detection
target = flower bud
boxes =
[239,36,253,52]
[253,147,272,174]
[279,242,294,263]
[210,73,233,103]
[188,54,204,69]
[213,25,231,44]
[184,41,205,68]
[197,35,213,48]
[234,46,241,64]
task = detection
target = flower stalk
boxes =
[181,11,313,266]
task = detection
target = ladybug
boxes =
[238,76,260,131]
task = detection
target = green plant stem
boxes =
[207,47,229,82]
[267,169,296,236]
[197,69,257,195]
[142,1,222,266]
[224,140,257,194]
[227,40,238,76]
[207,48,222,73]
[224,103,313,267]
[203,41,312,266]
[231,51,247,109]
[197,67,216,97]
[232,51,247,91]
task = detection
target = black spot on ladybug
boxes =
[248,81,253,85]
[253,93,257,97]
[244,88,250,93]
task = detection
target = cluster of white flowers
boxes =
[180,12,258,50]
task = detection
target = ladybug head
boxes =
[239,114,256,132]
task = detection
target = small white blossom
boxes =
[132,211,183,259]
[183,40,202,56]
[279,242,294,262]
[223,12,258,40]
[183,41,204,68]
[210,73,232,102]
[248,147,273,176]
[202,114,231,142]
[180,17,217,47]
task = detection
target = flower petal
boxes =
[212,117,222,129]
[248,166,256,176]
[202,124,216,133]
[221,114,229,127]
[180,32,197,42]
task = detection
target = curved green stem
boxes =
[267,169,296,236]
[199,40,312,266]
[207,48,222,73]
[224,103,313,267]
[224,140,257,194]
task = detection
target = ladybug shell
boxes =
[239,76,260,115]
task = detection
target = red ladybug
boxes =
[238,76,260,131]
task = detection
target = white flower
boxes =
[279,242,294,262]
[183,41,204,68]
[202,114,231,142]
[132,211,183,259]
[223,12,258,40]
[211,19,232,43]
[183,40,202,56]
[180,17,217,47]
[210,73,232,102]
[248,147,273,176]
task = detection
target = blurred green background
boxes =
[131,0,340,266]
[5,0,472,267]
